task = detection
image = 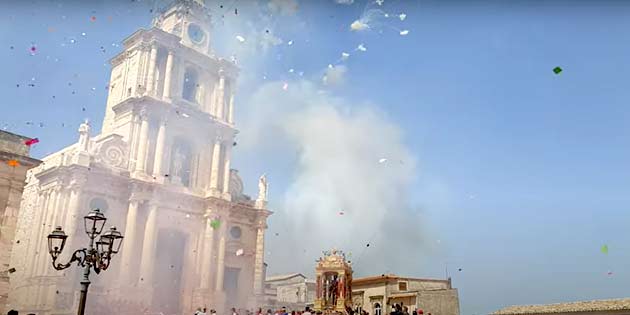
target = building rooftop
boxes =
[0,130,34,156]
[266,273,306,282]
[492,298,630,315]
[353,274,450,285]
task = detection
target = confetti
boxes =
[601,244,608,254]
[366,243,370,247]
[399,13,407,21]
[378,158,387,163]
[607,271,613,276]
[400,30,409,36]
[7,268,16,273]
[235,35,246,42]
[288,40,293,45]
[350,20,369,31]
[24,138,39,146]
[7,160,19,167]
[458,268,462,272]
[90,16,96,22]
[553,66,562,74]
[376,0,384,5]
[210,219,221,229]
[236,248,244,256]
[30,45,37,54]
[81,32,86,36]
[185,214,190,218]
[339,211,344,215]
[357,44,367,52]
[282,82,288,90]
[341,52,350,61]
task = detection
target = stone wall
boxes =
[0,130,40,314]
[416,289,460,315]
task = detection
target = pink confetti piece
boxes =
[24,138,39,146]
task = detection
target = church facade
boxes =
[7,1,271,314]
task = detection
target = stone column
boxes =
[214,220,227,292]
[135,111,150,174]
[138,203,158,285]
[37,188,60,276]
[200,217,215,289]
[221,145,231,198]
[153,118,167,178]
[227,93,235,124]
[215,72,226,119]
[208,138,222,195]
[60,185,82,261]
[119,199,140,284]
[163,51,174,99]
[252,225,265,295]
[28,190,50,277]
[146,44,158,95]
[129,114,141,172]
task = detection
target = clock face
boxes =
[187,24,205,44]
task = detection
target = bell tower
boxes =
[100,0,238,199]
[152,0,213,55]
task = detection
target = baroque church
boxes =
[8,1,271,314]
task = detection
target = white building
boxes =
[264,274,316,310]
[7,1,271,314]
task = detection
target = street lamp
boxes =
[47,208,124,315]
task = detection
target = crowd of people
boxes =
[192,305,434,315]
[195,306,326,315]
[389,303,432,315]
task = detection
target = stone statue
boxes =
[172,147,185,178]
[257,174,268,201]
[78,119,91,151]
[329,276,338,305]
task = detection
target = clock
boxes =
[187,23,205,44]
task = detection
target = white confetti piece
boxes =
[341,52,350,60]
[400,30,409,36]
[351,20,369,31]
[282,82,288,90]
[235,35,246,42]
[378,158,387,164]
[236,248,244,256]
[357,44,367,52]
[399,13,407,21]
[288,40,293,45]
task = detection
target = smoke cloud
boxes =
[211,0,431,277]
[237,80,429,276]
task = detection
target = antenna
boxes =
[445,262,449,279]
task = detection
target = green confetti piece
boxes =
[553,66,562,74]
[601,244,608,254]
[210,219,221,229]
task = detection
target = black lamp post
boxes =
[47,209,124,315]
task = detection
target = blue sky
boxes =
[2,1,630,315]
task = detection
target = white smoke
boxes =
[322,64,348,86]
[238,80,429,276]
[210,0,431,277]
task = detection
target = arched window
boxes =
[182,68,199,103]
[170,139,193,187]
[374,303,382,315]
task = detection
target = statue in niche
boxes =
[78,119,91,152]
[172,147,186,182]
[258,174,268,201]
